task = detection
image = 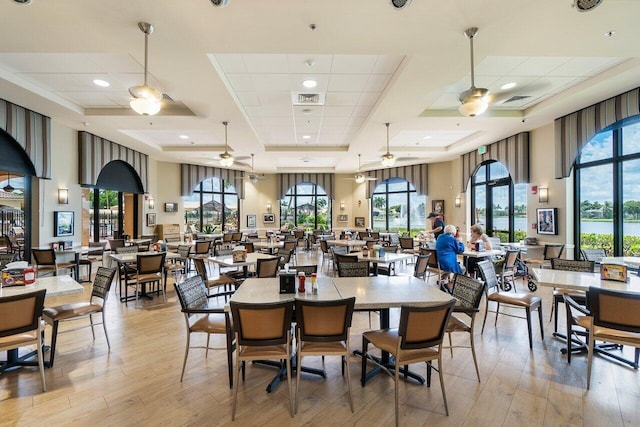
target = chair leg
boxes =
[345,350,354,413]
[180,333,190,382]
[205,334,210,358]
[361,336,369,386]
[587,331,595,389]
[37,332,46,392]
[48,320,60,367]
[232,353,242,420]
[537,305,544,340]
[102,311,110,350]
[447,332,453,357]
[526,308,533,349]
[481,303,489,334]
[469,330,480,383]
[438,354,449,416]
[494,302,501,327]
[89,313,96,340]
[226,331,234,389]
[286,355,293,418]
[295,349,302,414]
[394,360,400,427]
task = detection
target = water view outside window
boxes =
[280,183,330,231]
[577,118,640,256]
[186,178,239,233]
[371,178,425,234]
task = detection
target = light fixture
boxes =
[500,82,517,90]
[266,201,272,212]
[219,121,234,167]
[381,122,396,167]
[573,0,603,12]
[302,79,317,89]
[129,22,163,116]
[148,198,155,209]
[93,79,110,87]
[355,175,366,184]
[539,187,549,203]
[455,196,461,208]
[3,173,14,193]
[58,188,69,204]
[340,201,345,211]
[179,134,189,140]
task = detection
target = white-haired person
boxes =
[435,224,465,292]
[467,223,492,276]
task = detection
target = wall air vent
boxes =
[292,92,325,106]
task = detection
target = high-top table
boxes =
[1,276,84,372]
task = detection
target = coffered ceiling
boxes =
[1,0,638,175]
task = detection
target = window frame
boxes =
[191,177,240,232]
[280,182,331,230]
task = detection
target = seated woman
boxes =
[435,224,465,292]
[467,224,492,276]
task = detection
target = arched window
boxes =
[575,116,640,256]
[280,182,330,230]
[186,177,239,232]
[371,178,424,233]
[470,160,527,242]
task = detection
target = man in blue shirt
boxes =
[428,212,445,238]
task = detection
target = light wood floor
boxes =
[1,250,639,426]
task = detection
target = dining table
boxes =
[326,239,368,252]
[350,251,414,275]
[600,256,640,269]
[0,276,85,372]
[226,275,453,389]
[36,245,91,282]
[253,240,284,255]
[109,251,180,301]
[208,252,277,278]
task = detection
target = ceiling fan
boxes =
[344,154,378,183]
[236,154,265,183]
[212,121,250,167]
[3,172,14,193]
[363,123,413,168]
[129,22,164,116]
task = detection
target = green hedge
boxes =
[580,233,640,256]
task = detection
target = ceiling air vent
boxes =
[503,95,531,103]
[573,0,603,12]
[292,92,325,106]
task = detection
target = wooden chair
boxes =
[43,267,117,367]
[362,300,456,425]
[420,248,442,283]
[126,252,166,308]
[230,300,295,420]
[192,257,239,297]
[399,237,418,263]
[585,287,640,389]
[174,275,236,387]
[445,274,486,382]
[0,290,47,392]
[31,248,76,278]
[256,257,280,278]
[282,240,297,263]
[319,239,332,270]
[294,297,356,413]
[477,260,543,349]
[550,259,594,333]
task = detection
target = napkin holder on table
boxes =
[279,270,297,294]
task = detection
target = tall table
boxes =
[1,276,85,371]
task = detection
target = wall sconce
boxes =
[455,196,461,208]
[539,187,549,203]
[58,188,69,205]
[148,198,155,209]
[340,201,345,211]
[266,201,272,212]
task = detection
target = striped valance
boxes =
[0,98,51,178]
[180,164,245,199]
[461,132,529,192]
[278,173,335,200]
[365,164,428,198]
[555,86,640,178]
[79,131,148,192]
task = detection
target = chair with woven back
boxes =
[445,274,486,382]
[499,249,521,292]
[78,241,107,281]
[549,258,594,333]
[362,299,456,425]
[282,240,297,264]
[164,244,192,283]
[0,290,47,392]
[294,297,356,414]
[580,248,607,271]
[477,260,543,349]
[108,239,125,252]
[174,275,236,387]
[43,267,117,367]
[114,245,139,297]
[337,260,369,277]
[125,252,166,308]
[193,257,239,297]
[256,256,280,278]
[330,246,349,272]
[31,248,77,278]
[0,253,16,268]
[230,300,295,420]
[319,239,332,270]
[411,253,431,281]
[279,248,294,269]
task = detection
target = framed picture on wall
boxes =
[164,202,178,212]
[147,213,156,227]
[54,211,74,237]
[263,213,275,224]
[247,214,257,228]
[355,217,365,228]
[338,214,348,222]
[432,200,445,216]
[536,208,557,235]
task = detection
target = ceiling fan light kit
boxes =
[458,27,491,118]
[129,22,162,116]
[219,121,235,167]
[381,123,396,167]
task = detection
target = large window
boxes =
[471,161,527,243]
[185,177,239,232]
[576,117,640,256]
[280,182,330,230]
[371,178,424,234]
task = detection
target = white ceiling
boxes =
[0,0,638,175]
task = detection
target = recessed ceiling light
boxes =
[179,135,189,139]
[501,82,517,90]
[302,79,317,89]
[93,79,110,87]
[302,108,313,115]
[605,30,616,37]
[423,136,432,139]
[302,135,311,139]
